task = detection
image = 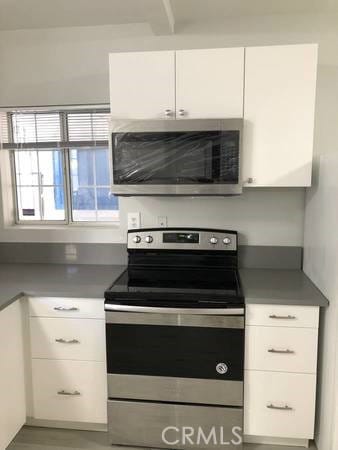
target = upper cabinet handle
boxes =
[54,306,79,312]
[268,348,295,354]
[269,314,296,320]
[267,404,293,411]
[55,338,80,344]
[57,390,81,396]
[178,109,185,116]
[164,109,173,117]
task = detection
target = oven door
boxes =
[110,119,242,196]
[105,308,244,407]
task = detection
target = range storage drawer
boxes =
[244,370,316,439]
[246,305,319,328]
[108,399,243,449]
[30,317,106,362]
[245,326,318,374]
[29,297,104,319]
[31,359,107,423]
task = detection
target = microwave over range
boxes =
[110,119,243,196]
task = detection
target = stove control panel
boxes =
[128,229,237,252]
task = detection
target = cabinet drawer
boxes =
[244,370,316,439]
[246,305,319,328]
[245,326,318,373]
[31,359,107,424]
[30,317,106,362]
[29,297,104,319]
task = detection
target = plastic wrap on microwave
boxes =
[112,131,239,184]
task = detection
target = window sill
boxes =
[2,222,125,244]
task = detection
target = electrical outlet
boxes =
[128,212,140,229]
[157,216,167,228]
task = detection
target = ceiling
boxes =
[0,0,336,33]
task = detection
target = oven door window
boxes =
[112,131,239,184]
[106,323,244,381]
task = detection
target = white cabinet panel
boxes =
[245,326,318,374]
[244,370,316,439]
[110,51,175,119]
[30,317,106,362]
[29,297,104,319]
[32,359,107,424]
[243,44,318,186]
[246,304,319,328]
[176,47,244,118]
[0,301,26,449]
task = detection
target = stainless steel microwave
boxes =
[110,119,243,196]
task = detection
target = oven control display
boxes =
[163,233,200,244]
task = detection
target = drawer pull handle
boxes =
[267,404,293,411]
[57,390,81,396]
[269,314,296,320]
[268,348,295,354]
[54,307,79,312]
[55,338,80,344]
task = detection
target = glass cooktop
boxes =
[104,267,244,306]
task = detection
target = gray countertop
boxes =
[0,263,125,311]
[0,263,329,312]
[240,268,329,307]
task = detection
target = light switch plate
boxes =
[128,212,140,229]
[157,216,167,227]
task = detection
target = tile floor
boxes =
[8,426,317,450]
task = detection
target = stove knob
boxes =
[223,237,231,245]
[132,235,141,244]
[210,237,218,245]
[145,235,153,244]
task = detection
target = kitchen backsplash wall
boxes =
[119,188,306,247]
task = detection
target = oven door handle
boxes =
[104,304,244,315]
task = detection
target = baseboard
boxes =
[26,417,107,432]
[244,435,310,447]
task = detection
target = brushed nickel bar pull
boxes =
[57,390,81,396]
[54,306,79,312]
[268,348,295,354]
[267,404,293,411]
[269,314,296,320]
[55,338,80,344]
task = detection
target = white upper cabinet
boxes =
[110,51,175,119]
[176,48,244,118]
[243,44,318,187]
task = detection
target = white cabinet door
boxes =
[245,326,318,374]
[243,44,318,186]
[30,317,106,362]
[176,47,244,119]
[29,297,104,320]
[0,301,26,449]
[244,370,316,439]
[32,359,107,424]
[110,51,175,119]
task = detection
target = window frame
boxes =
[4,108,119,226]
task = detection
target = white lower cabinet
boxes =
[30,317,106,362]
[28,297,107,429]
[31,359,107,423]
[0,300,26,450]
[244,304,319,446]
[244,371,316,439]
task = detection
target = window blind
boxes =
[12,113,61,144]
[67,112,110,141]
[2,108,110,149]
[0,112,9,145]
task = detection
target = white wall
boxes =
[1,13,337,246]
[303,152,338,450]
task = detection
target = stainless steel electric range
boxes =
[104,228,244,450]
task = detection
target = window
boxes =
[1,108,119,224]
